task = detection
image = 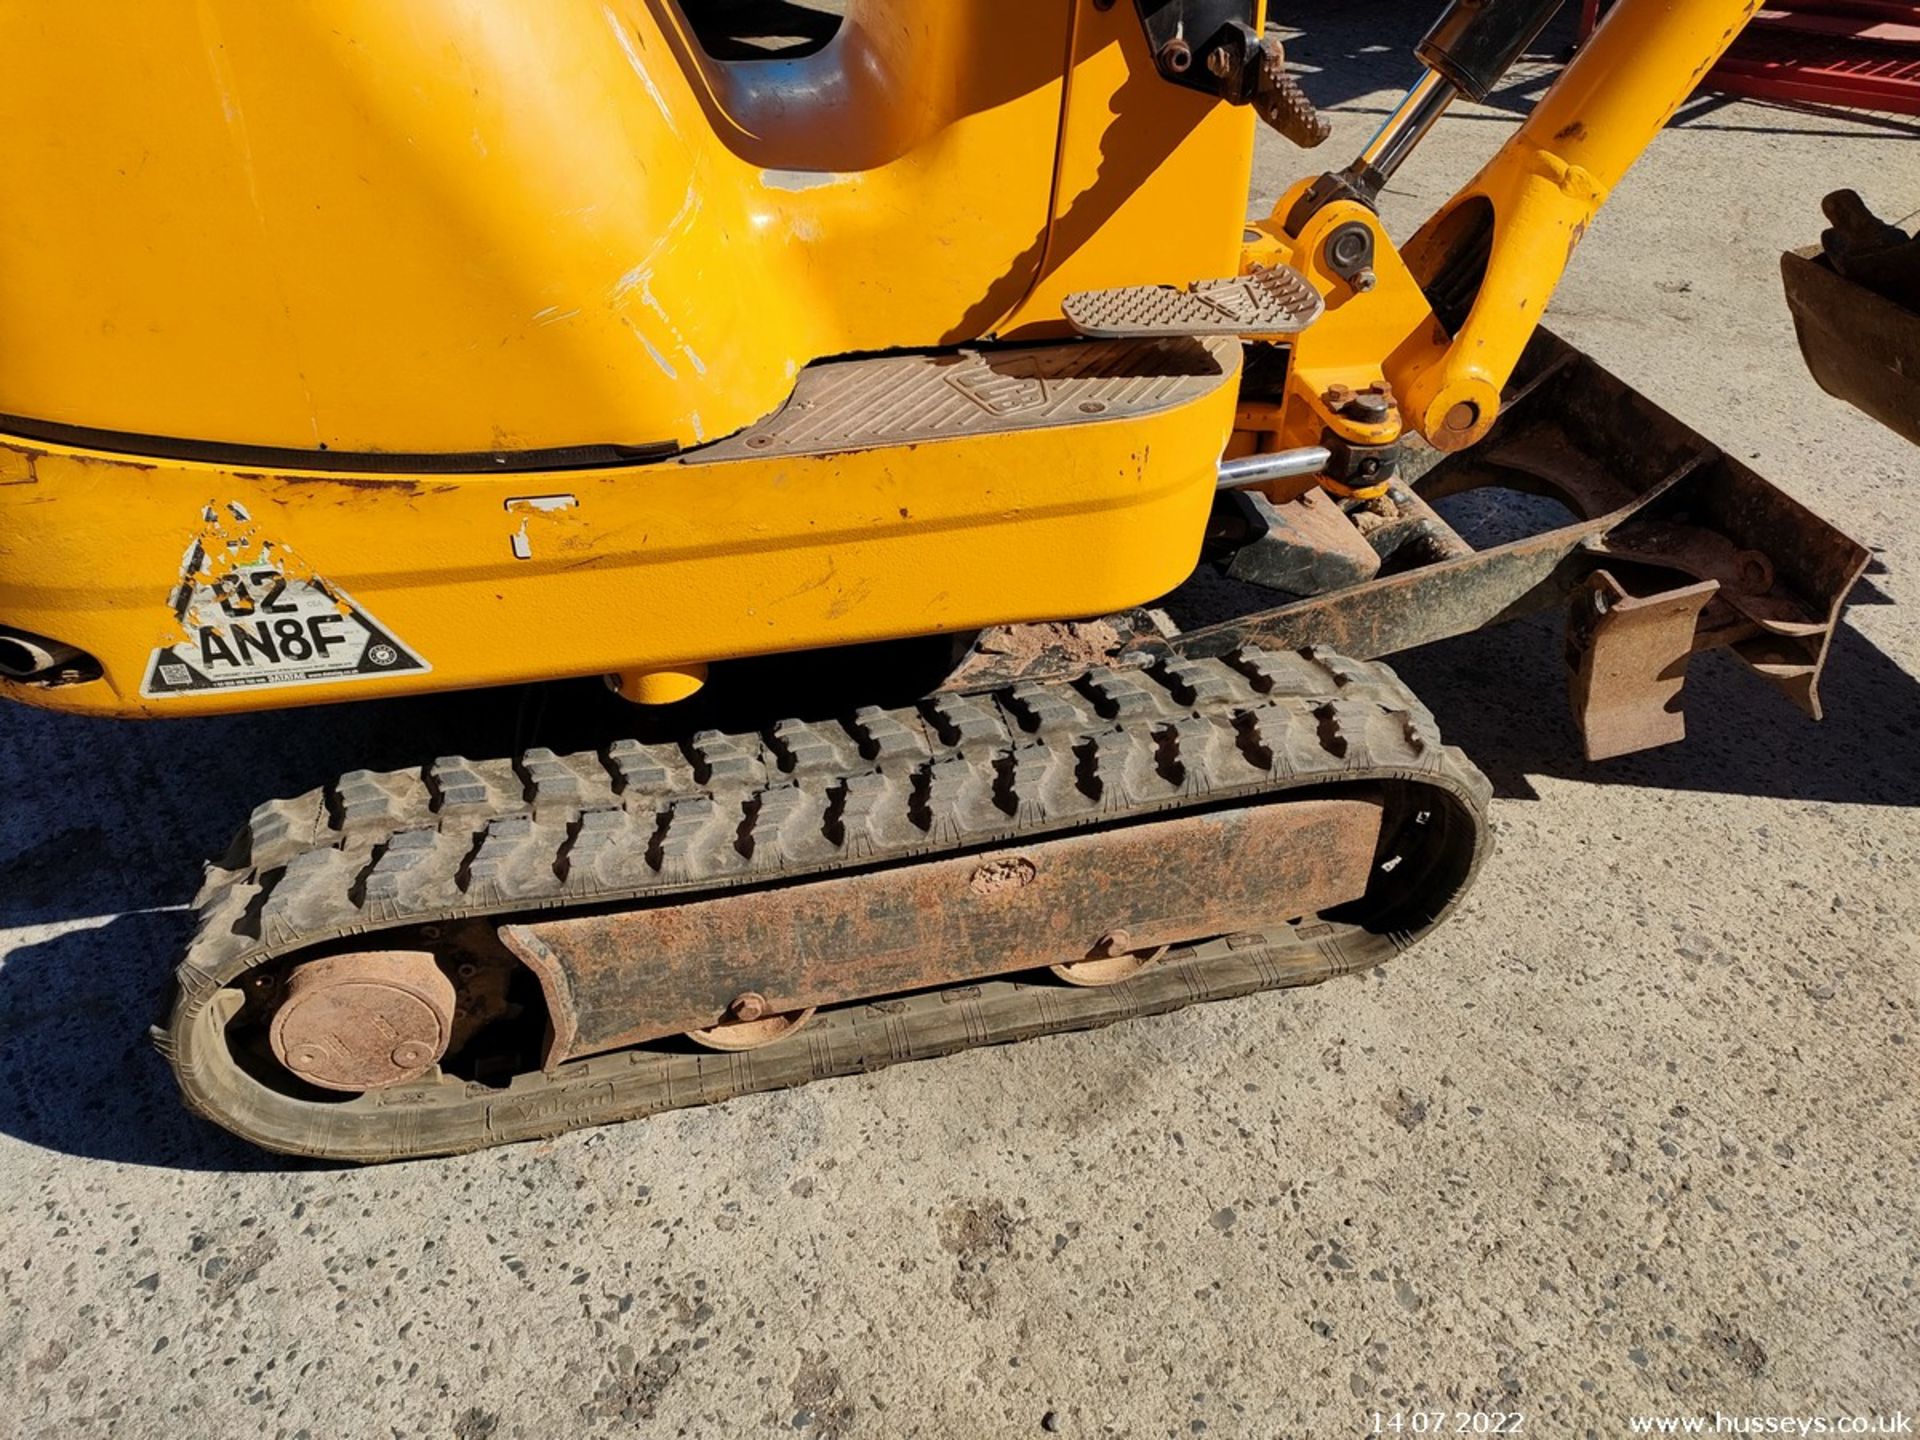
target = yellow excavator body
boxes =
[0,0,1876,1160]
[0,0,1260,716]
[0,0,1768,722]
[0,1,1253,451]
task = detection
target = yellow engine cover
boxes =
[0,0,1248,457]
[0,1,1264,717]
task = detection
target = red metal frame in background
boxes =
[1579,0,1920,115]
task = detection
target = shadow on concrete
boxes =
[1670,90,1920,140]
[1388,576,1919,809]
[0,680,626,1170]
[1274,6,1570,117]
[0,914,292,1171]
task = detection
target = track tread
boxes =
[165,645,1490,1161]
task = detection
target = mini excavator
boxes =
[0,0,1870,1158]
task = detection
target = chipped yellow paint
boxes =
[0,358,1239,717]
[158,502,349,658]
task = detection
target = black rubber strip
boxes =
[0,413,677,475]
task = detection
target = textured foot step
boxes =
[689,338,1240,461]
[1063,265,1324,339]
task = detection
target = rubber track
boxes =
[159,648,1491,1162]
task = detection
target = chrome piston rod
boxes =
[1216,447,1333,490]
[1355,70,1460,188]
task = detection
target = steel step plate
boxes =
[690,336,1238,461]
[1062,265,1324,339]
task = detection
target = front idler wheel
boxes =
[267,950,456,1092]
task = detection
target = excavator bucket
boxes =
[1454,334,1871,756]
[1783,191,1920,445]
[962,330,1872,765]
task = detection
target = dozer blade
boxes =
[951,330,1872,765]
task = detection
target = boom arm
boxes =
[1252,0,1760,472]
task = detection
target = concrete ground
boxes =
[3,12,1916,1438]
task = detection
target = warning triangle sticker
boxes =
[141,501,430,699]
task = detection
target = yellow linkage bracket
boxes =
[1252,0,1760,466]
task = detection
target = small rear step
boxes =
[1062,264,1324,338]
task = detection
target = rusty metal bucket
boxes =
[1784,243,1920,447]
